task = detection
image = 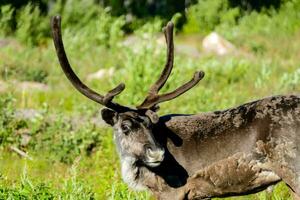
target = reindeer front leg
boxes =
[178,153,280,200]
[177,177,215,200]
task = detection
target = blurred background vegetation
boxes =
[0,0,299,199]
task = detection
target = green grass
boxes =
[0,131,151,199]
[0,1,300,199]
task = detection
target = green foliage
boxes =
[30,113,103,164]
[23,68,48,83]
[0,95,27,147]
[1,64,48,83]
[0,167,95,200]
[184,0,300,37]
[77,10,125,48]
[0,183,55,200]
[34,115,102,164]
[59,163,95,199]
[0,1,126,46]
[56,0,126,48]
[0,5,14,36]
[280,68,300,91]
[183,0,240,34]
[0,95,102,164]
[227,0,300,37]
[15,4,49,46]
[55,0,100,29]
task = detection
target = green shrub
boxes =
[0,95,102,164]
[184,0,300,38]
[0,64,48,83]
[23,110,103,164]
[0,95,28,147]
[232,0,300,37]
[15,4,49,46]
[22,68,48,83]
[52,1,125,48]
[183,0,240,34]
[0,1,125,47]
[0,5,14,36]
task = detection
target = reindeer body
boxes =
[123,95,300,199]
[51,16,300,200]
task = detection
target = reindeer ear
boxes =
[101,108,118,126]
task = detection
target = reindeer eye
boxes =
[121,120,132,134]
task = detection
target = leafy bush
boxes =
[184,0,300,37]
[33,115,102,164]
[28,111,103,164]
[15,4,49,46]
[0,95,103,164]
[22,68,48,83]
[0,64,48,83]
[71,9,125,48]
[230,0,300,37]
[183,0,240,34]
[1,0,185,22]
[0,95,28,147]
[0,5,14,36]
[0,0,126,47]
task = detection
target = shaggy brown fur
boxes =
[130,94,300,199]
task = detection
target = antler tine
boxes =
[148,22,174,95]
[51,15,130,112]
[137,21,205,110]
[138,71,205,109]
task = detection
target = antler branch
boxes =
[51,15,130,112]
[148,22,174,95]
[138,71,204,109]
[137,22,204,110]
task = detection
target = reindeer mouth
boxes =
[145,160,163,167]
[144,148,165,167]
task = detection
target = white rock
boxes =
[202,32,235,56]
[87,68,115,81]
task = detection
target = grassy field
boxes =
[0,1,300,199]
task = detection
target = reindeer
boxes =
[51,16,300,200]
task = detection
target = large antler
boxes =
[137,22,205,110]
[51,15,132,112]
[51,16,204,121]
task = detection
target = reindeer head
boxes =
[51,16,204,168]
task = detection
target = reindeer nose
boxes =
[146,146,165,162]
